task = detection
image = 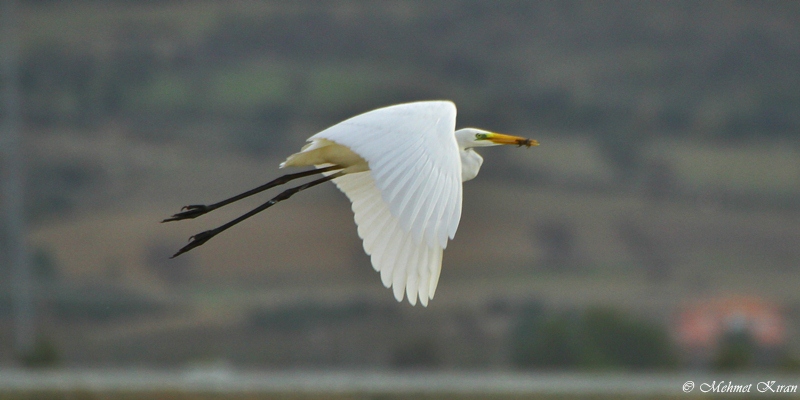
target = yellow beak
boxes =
[486,132,539,148]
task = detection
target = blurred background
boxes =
[1,0,799,397]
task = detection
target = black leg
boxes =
[162,165,341,222]
[170,171,344,258]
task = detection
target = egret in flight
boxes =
[164,101,537,306]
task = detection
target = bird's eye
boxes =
[475,133,488,140]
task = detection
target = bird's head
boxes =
[455,128,539,149]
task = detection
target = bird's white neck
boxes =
[459,148,484,182]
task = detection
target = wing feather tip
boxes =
[419,295,428,307]
[393,283,405,303]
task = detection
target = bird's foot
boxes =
[162,205,211,222]
[170,229,218,258]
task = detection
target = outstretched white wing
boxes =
[309,101,463,305]
[333,171,443,306]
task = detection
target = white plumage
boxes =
[286,101,461,306]
[166,100,537,306]
[333,171,443,306]
[281,101,536,306]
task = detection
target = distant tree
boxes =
[713,330,756,371]
[514,312,586,369]
[18,336,60,368]
[512,307,676,370]
[581,308,676,369]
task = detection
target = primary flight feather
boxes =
[164,100,537,306]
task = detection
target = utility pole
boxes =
[1,0,34,357]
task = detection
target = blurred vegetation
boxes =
[17,336,59,368]
[50,284,166,322]
[512,307,676,370]
[17,1,800,145]
[713,330,757,371]
[13,0,799,224]
[4,0,800,372]
[248,300,375,332]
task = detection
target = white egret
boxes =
[164,100,537,306]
